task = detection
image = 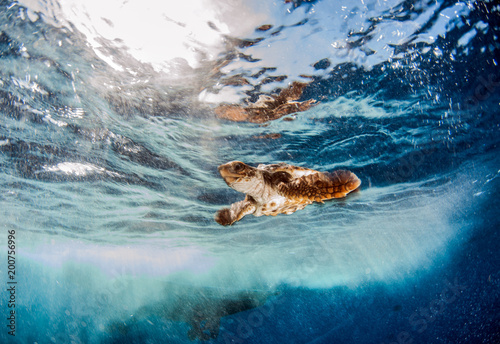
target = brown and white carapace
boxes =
[215,161,361,226]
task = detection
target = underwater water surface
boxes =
[0,0,499,343]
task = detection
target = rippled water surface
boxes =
[0,0,499,343]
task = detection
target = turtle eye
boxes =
[232,162,245,172]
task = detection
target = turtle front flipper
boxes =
[278,170,361,202]
[215,197,256,226]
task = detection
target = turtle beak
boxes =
[218,164,240,185]
[217,164,227,176]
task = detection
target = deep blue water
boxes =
[0,0,499,343]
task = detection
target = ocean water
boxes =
[0,0,499,343]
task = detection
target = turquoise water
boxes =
[0,0,499,343]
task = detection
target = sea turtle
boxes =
[215,161,361,226]
[215,82,316,123]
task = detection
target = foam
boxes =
[15,172,473,292]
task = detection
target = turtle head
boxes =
[219,161,269,195]
[218,161,291,202]
[218,161,255,185]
